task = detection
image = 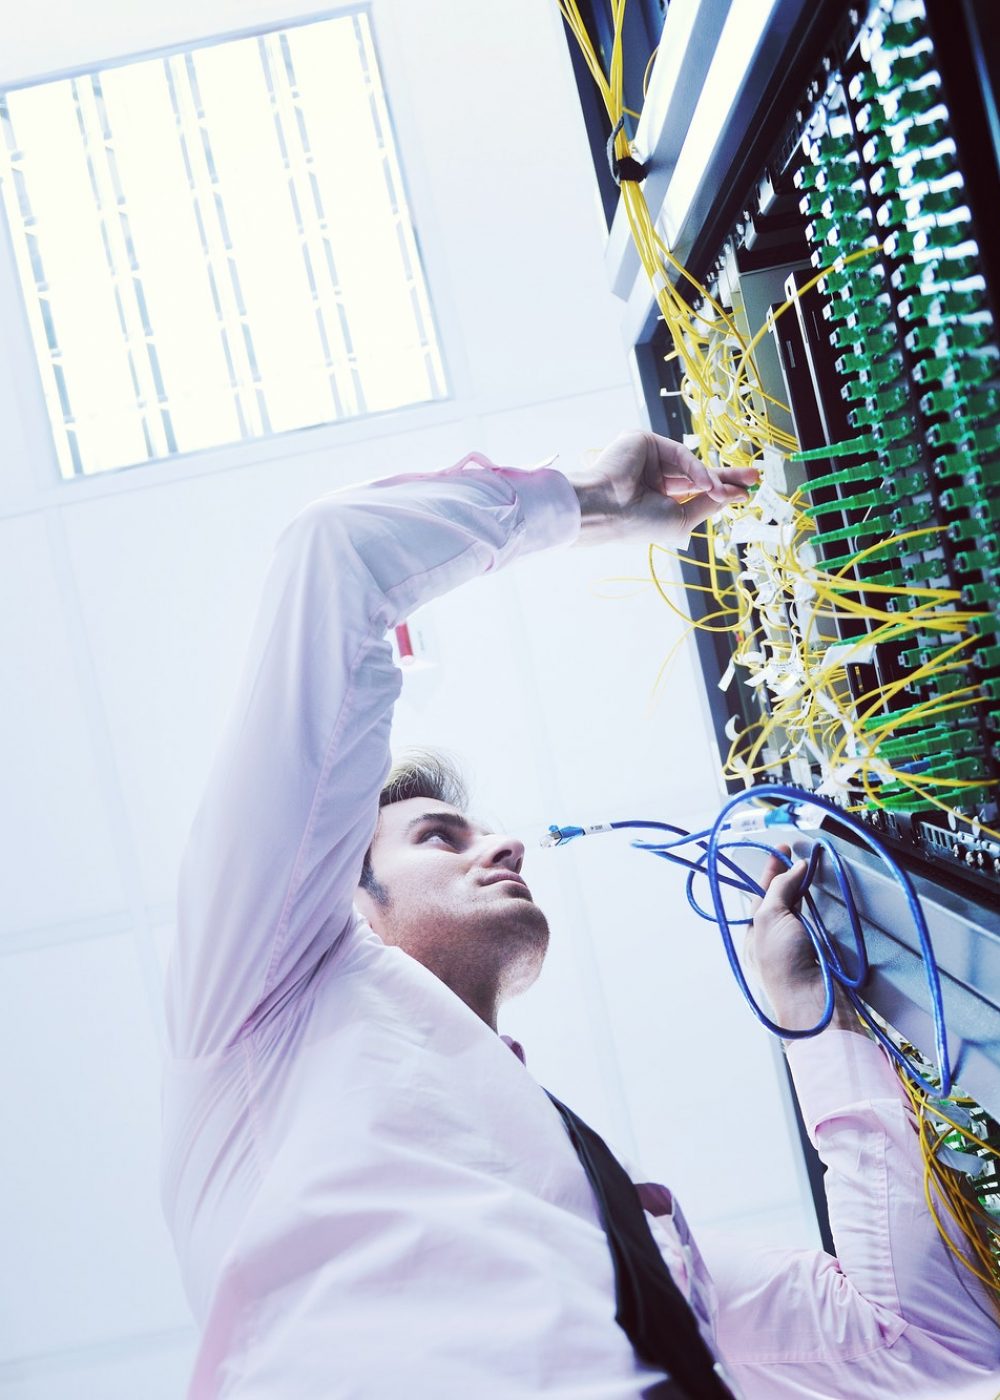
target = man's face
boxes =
[354,798,550,1018]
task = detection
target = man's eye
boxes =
[421,827,452,844]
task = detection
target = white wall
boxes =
[0,2,819,1394]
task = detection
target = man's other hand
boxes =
[745,847,865,1036]
[568,429,759,546]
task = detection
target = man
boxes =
[163,431,999,1398]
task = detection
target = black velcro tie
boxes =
[607,115,650,185]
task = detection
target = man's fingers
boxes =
[650,437,758,506]
[749,847,791,916]
[757,859,808,922]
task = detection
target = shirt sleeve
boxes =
[708,1030,1000,1382]
[165,455,581,1058]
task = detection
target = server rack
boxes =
[562,0,1000,1131]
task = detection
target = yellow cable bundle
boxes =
[896,1066,1000,1315]
[559,0,998,840]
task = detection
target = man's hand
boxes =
[745,848,865,1036]
[567,429,758,546]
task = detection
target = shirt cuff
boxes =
[493,461,582,552]
[785,1031,906,1148]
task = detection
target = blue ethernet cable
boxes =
[545,785,951,1097]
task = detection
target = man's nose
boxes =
[482,834,525,874]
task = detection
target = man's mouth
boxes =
[480,872,531,896]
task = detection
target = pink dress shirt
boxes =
[162,456,1000,1398]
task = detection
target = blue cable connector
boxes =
[544,786,951,1096]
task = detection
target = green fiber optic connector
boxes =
[938,253,980,281]
[850,71,884,103]
[905,642,970,670]
[845,70,873,102]
[905,323,946,355]
[970,615,1000,637]
[972,499,1000,527]
[870,796,930,813]
[967,389,1000,420]
[891,259,936,292]
[880,385,913,416]
[956,548,1000,572]
[889,81,943,121]
[880,730,967,759]
[848,403,883,430]
[861,698,938,731]
[979,647,1000,669]
[903,557,948,583]
[955,354,998,389]
[810,519,896,547]
[922,672,968,696]
[806,488,897,518]
[791,435,878,461]
[933,452,978,479]
[794,164,822,191]
[962,581,996,606]
[806,216,838,243]
[871,165,902,198]
[902,287,982,322]
[925,757,989,781]
[868,354,906,388]
[920,388,966,417]
[867,327,901,358]
[899,292,944,322]
[967,425,1000,455]
[831,215,875,247]
[817,270,851,298]
[927,419,969,447]
[922,224,975,258]
[884,52,934,86]
[873,413,915,442]
[853,102,881,135]
[829,184,867,215]
[891,117,950,157]
[821,133,856,160]
[948,516,997,542]
[908,186,966,219]
[843,378,876,403]
[803,462,884,491]
[939,288,986,319]
[887,228,924,260]
[835,350,872,375]
[862,568,908,588]
[877,197,908,228]
[902,152,954,187]
[880,18,925,47]
[799,190,827,217]
[832,322,863,351]
[863,131,896,165]
[854,299,893,328]
[824,297,857,326]
[942,485,982,510]
[983,677,1000,701]
[948,320,992,351]
[893,504,935,527]
[912,355,952,385]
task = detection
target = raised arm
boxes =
[165,434,754,1059]
[165,455,580,1058]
